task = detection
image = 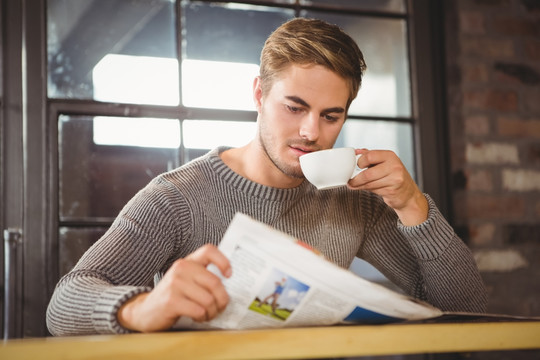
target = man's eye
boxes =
[324,114,339,122]
[286,105,301,113]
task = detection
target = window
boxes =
[58,115,181,221]
[2,0,448,338]
[48,0,414,283]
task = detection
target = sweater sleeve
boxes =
[397,194,488,312]
[46,178,190,336]
[46,272,151,336]
[360,193,488,313]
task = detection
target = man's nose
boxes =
[298,113,319,142]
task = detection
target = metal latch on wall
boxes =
[4,228,23,340]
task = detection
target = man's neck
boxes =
[220,142,303,189]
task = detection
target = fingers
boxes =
[187,244,232,278]
[172,258,230,314]
[351,149,428,224]
[128,245,232,331]
[355,149,390,170]
[351,150,403,188]
[167,246,231,321]
[348,149,416,207]
[169,268,225,321]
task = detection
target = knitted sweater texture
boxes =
[46,147,487,335]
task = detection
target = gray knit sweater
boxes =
[46,147,487,336]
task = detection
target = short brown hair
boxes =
[260,18,367,110]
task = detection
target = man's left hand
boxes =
[348,148,428,226]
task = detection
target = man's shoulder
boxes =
[153,147,229,189]
[161,148,219,178]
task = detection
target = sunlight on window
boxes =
[349,73,398,117]
[93,117,181,148]
[93,54,179,106]
[182,59,259,111]
[183,120,256,149]
[343,120,399,152]
[341,119,415,179]
[92,55,260,148]
[93,55,259,110]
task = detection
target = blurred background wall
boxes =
[445,0,540,317]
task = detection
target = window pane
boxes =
[59,227,107,277]
[335,119,415,180]
[58,115,180,220]
[302,12,410,117]
[182,120,256,163]
[182,1,293,110]
[301,0,406,13]
[183,119,256,150]
[93,54,179,106]
[181,60,259,111]
[93,116,181,148]
[48,0,177,105]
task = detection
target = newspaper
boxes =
[174,212,443,330]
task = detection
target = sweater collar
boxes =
[208,146,312,202]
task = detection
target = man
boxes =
[47,18,487,336]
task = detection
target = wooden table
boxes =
[2,321,540,360]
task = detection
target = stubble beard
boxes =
[258,123,305,180]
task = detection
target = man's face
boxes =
[254,64,349,179]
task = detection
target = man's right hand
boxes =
[117,244,232,332]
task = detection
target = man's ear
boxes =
[253,76,263,112]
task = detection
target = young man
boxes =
[47,18,487,336]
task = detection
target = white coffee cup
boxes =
[299,147,364,190]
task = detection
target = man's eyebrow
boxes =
[285,96,345,114]
[285,96,310,108]
[322,107,345,114]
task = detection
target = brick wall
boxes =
[445,0,540,316]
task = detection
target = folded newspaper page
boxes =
[174,213,443,330]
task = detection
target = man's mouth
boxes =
[290,145,319,156]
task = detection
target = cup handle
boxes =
[350,154,365,179]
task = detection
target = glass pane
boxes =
[335,119,415,180]
[182,60,259,110]
[94,116,181,148]
[301,0,406,13]
[59,227,107,277]
[302,12,410,117]
[183,120,256,150]
[48,0,178,105]
[182,1,294,111]
[58,115,181,221]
